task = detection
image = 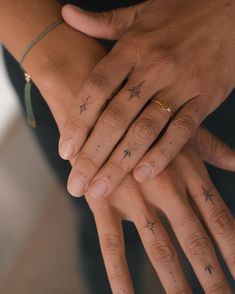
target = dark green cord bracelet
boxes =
[19,18,64,128]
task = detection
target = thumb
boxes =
[62,3,148,40]
[192,127,235,172]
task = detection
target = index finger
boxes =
[59,50,131,160]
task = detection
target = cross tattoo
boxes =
[80,96,92,114]
[205,264,214,275]
[128,81,145,100]
[202,186,214,203]
[144,216,158,235]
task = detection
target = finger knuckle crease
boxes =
[78,153,98,170]
[103,234,122,255]
[172,115,195,141]
[101,108,127,132]
[208,283,230,293]
[85,72,109,94]
[66,116,85,132]
[185,232,210,256]
[151,241,175,265]
[132,118,157,143]
[210,208,234,236]
[108,161,126,177]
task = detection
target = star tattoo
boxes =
[202,186,214,203]
[144,216,158,235]
[80,95,92,113]
[205,264,214,275]
[128,80,145,100]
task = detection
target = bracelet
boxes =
[19,18,64,128]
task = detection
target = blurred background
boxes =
[0,45,160,294]
[0,44,87,294]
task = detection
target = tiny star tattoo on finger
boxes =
[80,95,92,113]
[202,186,214,203]
[205,264,214,275]
[128,80,145,100]
[144,216,158,235]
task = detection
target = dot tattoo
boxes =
[144,216,158,236]
[80,95,92,113]
[128,80,145,100]
[95,144,101,152]
[205,264,214,275]
[202,186,214,203]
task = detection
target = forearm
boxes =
[0,0,106,125]
[0,0,63,59]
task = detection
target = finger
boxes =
[166,201,232,293]
[178,154,235,279]
[133,209,192,293]
[94,209,134,293]
[59,50,131,161]
[70,90,176,197]
[133,96,208,182]
[116,180,192,293]
[62,3,148,40]
[193,127,235,172]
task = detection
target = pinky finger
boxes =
[94,211,134,294]
[133,97,207,182]
[193,127,235,172]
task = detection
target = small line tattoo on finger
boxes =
[202,186,214,203]
[80,95,92,113]
[205,264,214,275]
[120,143,138,162]
[128,80,145,100]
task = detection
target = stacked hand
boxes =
[17,7,235,293]
[59,0,235,200]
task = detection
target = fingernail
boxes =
[88,179,108,199]
[68,175,86,197]
[134,165,152,182]
[59,138,74,160]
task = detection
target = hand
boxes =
[59,0,235,199]
[86,129,235,293]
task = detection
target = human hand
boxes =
[60,0,235,199]
[85,128,235,293]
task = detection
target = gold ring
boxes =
[152,99,174,117]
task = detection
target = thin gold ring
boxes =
[151,99,174,117]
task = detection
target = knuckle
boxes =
[171,115,195,141]
[210,208,234,236]
[107,160,126,178]
[100,107,127,132]
[102,234,122,255]
[150,48,177,73]
[158,146,171,165]
[85,71,109,95]
[65,115,85,133]
[185,232,210,256]
[77,152,99,171]
[132,117,157,144]
[151,240,175,265]
[208,283,230,293]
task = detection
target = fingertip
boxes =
[62,4,84,22]
[133,164,153,182]
[59,137,75,160]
